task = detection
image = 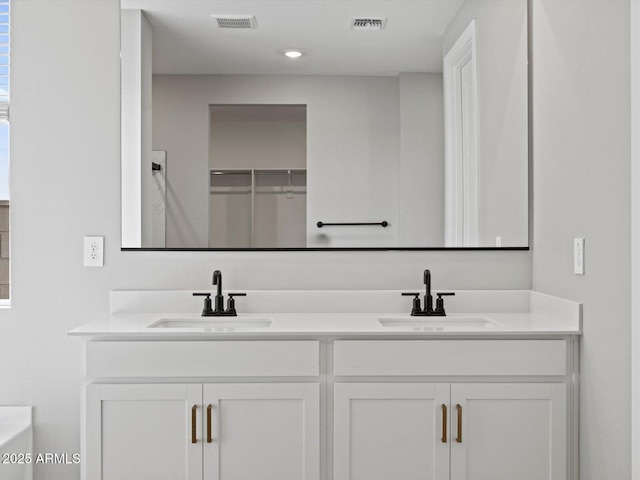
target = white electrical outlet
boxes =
[573,237,584,275]
[84,236,104,267]
[496,236,503,247]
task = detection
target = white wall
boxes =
[443,0,529,247]
[632,2,640,478]
[120,10,153,248]
[153,74,402,248]
[210,121,307,170]
[532,1,631,478]
[0,2,533,480]
[154,74,451,248]
[398,73,445,246]
[154,65,526,247]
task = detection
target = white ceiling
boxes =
[121,0,465,76]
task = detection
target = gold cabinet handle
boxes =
[191,405,197,444]
[207,404,213,443]
[456,404,462,443]
[441,404,448,443]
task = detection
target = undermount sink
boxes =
[149,318,272,330]
[378,316,502,330]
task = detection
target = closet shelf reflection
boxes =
[209,168,307,248]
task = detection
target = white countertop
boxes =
[68,290,582,338]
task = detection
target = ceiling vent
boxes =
[212,15,257,29]
[351,18,387,31]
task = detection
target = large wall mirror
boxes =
[121,0,529,250]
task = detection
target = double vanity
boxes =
[69,283,581,480]
[107,0,562,477]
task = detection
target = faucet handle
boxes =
[435,292,455,315]
[193,292,214,316]
[402,292,422,316]
[226,293,247,316]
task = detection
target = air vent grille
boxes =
[351,18,387,31]
[213,15,257,29]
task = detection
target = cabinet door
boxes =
[334,383,449,480]
[85,384,202,480]
[203,383,319,480]
[450,383,566,480]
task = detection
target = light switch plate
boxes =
[573,237,584,275]
[84,236,104,267]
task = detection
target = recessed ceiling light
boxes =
[212,171,224,175]
[284,50,304,59]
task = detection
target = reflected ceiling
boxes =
[121,0,465,75]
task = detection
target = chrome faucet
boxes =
[402,269,455,316]
[193,270,246,316]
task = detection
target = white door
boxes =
[444,20,479,247]
[85,384,202,480]
[334,383,450,480]
[203,383,320,480]
[450,383,567,480]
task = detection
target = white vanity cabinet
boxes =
[334,382,566,480]
[333,339,574,480]
[86,383,320,480]
[334,383,450,480]
[449,383,566,480]
[80,336,577,480]
[85,384,202,480]
[202,383,320,480]
[82,340,321,480]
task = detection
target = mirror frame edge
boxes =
[119,0,532,252]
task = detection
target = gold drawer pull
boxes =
[207,404,213,443]
[456,404,462,443]
[191,405,197,444]
[441,404,448,443]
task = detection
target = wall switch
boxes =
[84,236,104,267]
[573,237,584,275]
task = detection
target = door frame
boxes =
[631,2,640,479]
[443,19,479,247]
